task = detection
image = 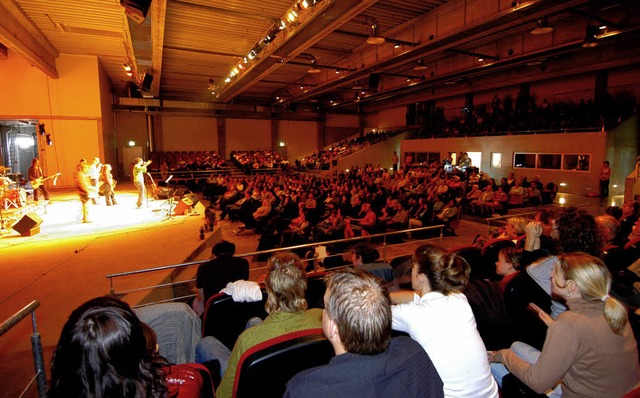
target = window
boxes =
[537,154,562,170]
[563,154,590,171]
[491,153,502,168]
[415,152,440,165]
[512,152,591,172]
[514,153,536,168]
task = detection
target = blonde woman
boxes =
[490,253,640,397]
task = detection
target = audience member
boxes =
[490,253,640,397]
[284,269,444,397]
[208,252,322,398]
[194,240,250,312]
[391,244,498,398]
[48,297,169,398]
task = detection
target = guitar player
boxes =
[28,158,50,201]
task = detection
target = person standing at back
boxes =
[600,160,611,199]
[392,151,399,172]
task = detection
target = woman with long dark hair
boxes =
[48,297,167,398]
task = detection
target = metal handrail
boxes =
[106,224,444,306]
[0,300,46,398]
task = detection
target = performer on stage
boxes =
[88,157,103,205]
[132,157,152,209]
[28,158,50,201]
[100,164,118,206]
[75,159,94,223]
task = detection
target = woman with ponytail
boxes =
[391,244,499,398]
[490,253,640,397]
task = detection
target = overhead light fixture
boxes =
[123,63,132,72]
[126,71,133,77]
[582,24,599,47]
[394,43,400,49]
[279,20,286,30]
[366,24,385,45]
[531,17,553,35]
[413,59,428,71]
[46,134,53,146]
[300,0,309,9]
[335,69,340,74]
[38,123,46,136]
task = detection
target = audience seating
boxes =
[134,302,201,364]
[501,373,546,398]
[451,245,483,279]
[166,363,215,398]
[202,292,268,350]
[305,272,328,310]
[503,272,550,350]
[233,328,334,398]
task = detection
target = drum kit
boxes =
[1,166,27,210]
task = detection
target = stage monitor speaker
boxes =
[13,212,43,236]
[155,187,173,200]
[140,73,154,92]
[182,193,198,206]
[173,199,192,216]
[368,73,380,91]
[120,0,151,24]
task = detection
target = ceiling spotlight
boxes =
[366,25,385,45]
[123,63,132,72]
[224,77,231,83]
[582,24,599,48]
[126,71,133,77]
[300,0,309,9]
[413,59,428,71]
[46,134,53,146]
[335,69,340,74]
[394,43,401,49]
[531,17,553,35]
[477,57,484,62]
[279,20,286,30]
[300,85,304,89]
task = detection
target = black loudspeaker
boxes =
[13,212,43,236]
[120,0,152,24]
[140,73,154,92]
[368,73,380,91]
[173,187,188,199]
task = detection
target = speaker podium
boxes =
[13,212,43,236]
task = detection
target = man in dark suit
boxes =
[196,240,250,306]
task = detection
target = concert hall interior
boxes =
[1,0,640,397]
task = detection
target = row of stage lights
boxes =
[214,0,323,95]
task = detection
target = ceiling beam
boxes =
[0,0,58,78]
[150,0,168,97]
[216,0,380,102]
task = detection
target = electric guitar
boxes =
[31,172,61,189]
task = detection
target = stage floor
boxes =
[0,183,217,398]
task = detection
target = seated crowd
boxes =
[209,164,557,256]
[49,217,640,397]
[230,150,289,174]
[411,92,638,138]
[149,150,226,172]
[296,129,401,170]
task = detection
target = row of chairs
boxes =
[149,151,221,171]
